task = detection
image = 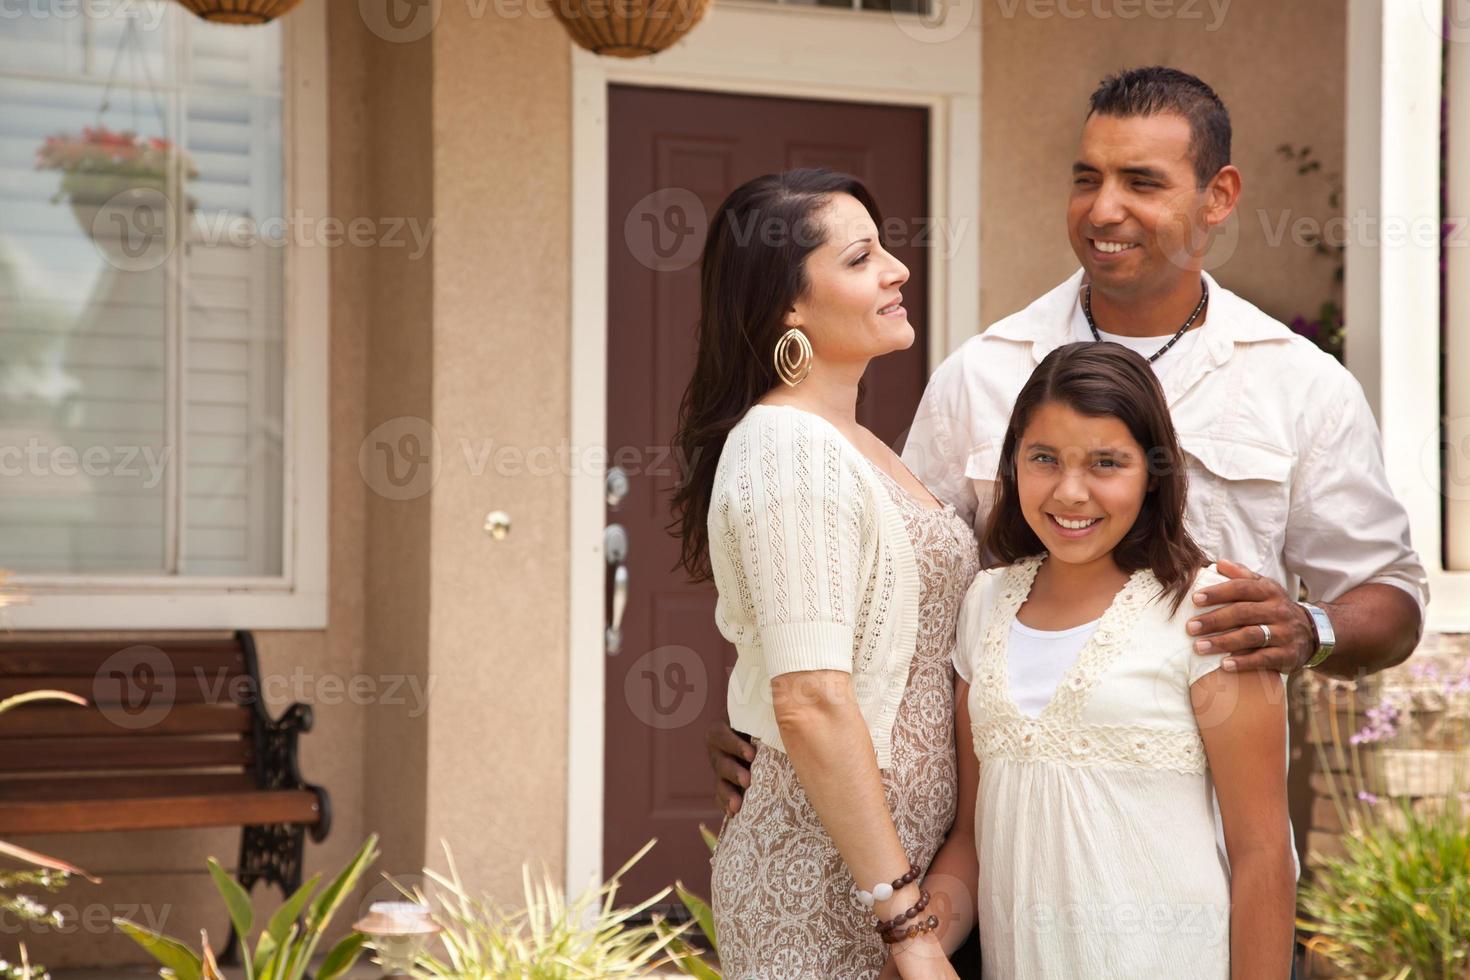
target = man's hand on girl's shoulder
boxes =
[1186,559,1314,674]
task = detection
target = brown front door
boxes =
[604,85,931,904]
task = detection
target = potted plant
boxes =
[35,125,198,251]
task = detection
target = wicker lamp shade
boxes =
[553,0,710,58]
[174,0,305,24]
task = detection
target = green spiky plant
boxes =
[403,838,701,978]
[1296,795,1470,979]
[0,689,99,980]
[0,944,40,980]
[655,824,720,979]
[1298,670,1470,978]
[114,834,379,980]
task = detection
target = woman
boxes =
[915,342,1297,978]
[670,168,977,979]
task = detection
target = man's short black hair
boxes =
[1088,66,1232,188]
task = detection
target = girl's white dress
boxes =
[954,556,1282,979]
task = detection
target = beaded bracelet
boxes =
[875,890,930,936]
[880,914,940,946]
[856,864,920,908]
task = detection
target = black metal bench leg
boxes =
[220,822,307,965]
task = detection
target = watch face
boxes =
[1300,604,1333,668]
[1304,605,1335,667]
[1310,606,1335,646]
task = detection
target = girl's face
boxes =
[1016,400,1154,570]
[786,193,913,364]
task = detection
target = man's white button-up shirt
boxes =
[901,269,1429,614]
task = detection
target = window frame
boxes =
[3,1,328,630]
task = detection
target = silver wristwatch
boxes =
[1298,602,1336,669]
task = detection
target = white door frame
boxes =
[566,0,982,895]
[1345,0,1470,630]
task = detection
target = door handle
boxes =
[605,523,629,654]
[607,564,629,654]
[606,466,630,511]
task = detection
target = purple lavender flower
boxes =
[1289,315,1320,341]
[1350,701,1401,745]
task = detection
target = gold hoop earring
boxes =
[774,328,813,387]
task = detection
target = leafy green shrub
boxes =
[1298,795,1470,978]
[655,824,720,979]
[115,835,378,980]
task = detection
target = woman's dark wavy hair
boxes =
[980,341,1210,615]
[670,168,884,582]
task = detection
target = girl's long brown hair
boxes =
[669,168,884,581]
[981,341,1210,615]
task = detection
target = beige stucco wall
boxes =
[347,0,434,899]
[980,0,1347,329]
[421,0,573,897]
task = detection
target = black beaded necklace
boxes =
[1082,276,1209,363]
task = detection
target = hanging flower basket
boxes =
[553,0,710,58]
[36,126,198,202]
[36,126,198,253]
[173,0,305,24]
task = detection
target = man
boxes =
[705,65,1428,968]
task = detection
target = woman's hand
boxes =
[890,933,960,980]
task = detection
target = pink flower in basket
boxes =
[34,124,199,208]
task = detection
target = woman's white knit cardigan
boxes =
[707,404,921,768]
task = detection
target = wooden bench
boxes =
[0,630,331,951]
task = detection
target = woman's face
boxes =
[786,193,913,365]
[1016,400,1153,570]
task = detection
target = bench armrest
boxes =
[238,632,332,841]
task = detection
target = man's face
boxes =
[1067,112,1224,301]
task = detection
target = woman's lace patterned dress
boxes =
[710,464,980,980]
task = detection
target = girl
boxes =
[671,169,976,979]
[918,341,1296,978]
